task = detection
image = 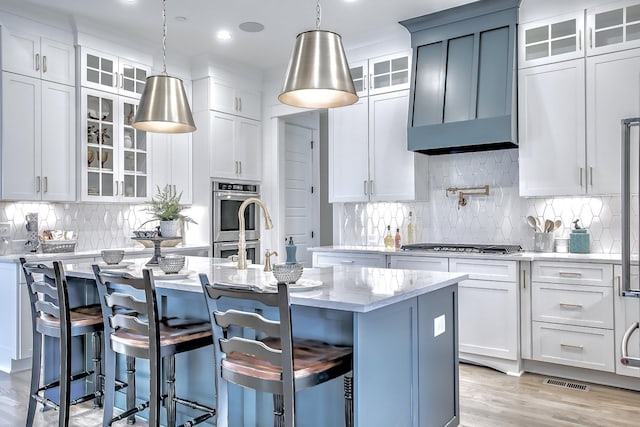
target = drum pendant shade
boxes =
[279,30,358,109]
[133,75,196,133]
[133,0,196,133]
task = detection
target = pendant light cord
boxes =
[315,0,321,30]
[162,0,167,75]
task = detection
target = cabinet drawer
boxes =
[449,258,517,282]
[532,282,613,329]
[532,261,613,286]
[389,255,448,272]
[312,252,387,268]
[532,322,614,372]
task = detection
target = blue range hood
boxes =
[401,0,520,155]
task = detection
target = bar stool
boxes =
[92,265,216,427]
[20,258,104,427]
[199,274,354,427]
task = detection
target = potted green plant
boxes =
[144,185,196,237]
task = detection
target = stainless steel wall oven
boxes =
[212,180,260,263]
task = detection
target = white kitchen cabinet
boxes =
[530,260,615,372]
[586,48,640,195]
[311,251,387,268]
[1,28,75,86]
[349,50,411,98]
[1,72,75,201]
[193,110,261,181]
[614,264,640,378]
[151,132,192,204]
[449,258,520,366]
[192,77,261,121]
[328,90,428,202]
[518,12,585,69]
[519,3,640,197]
[389,255,448,272]
[80,88,149,202]
[518,60,586,197]
[80,46,149,98]
[586,0,640,56]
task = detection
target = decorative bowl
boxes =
[101,249,125,265]
[158,255,185,274]
[133,230,157,238]
[272,263,303,284]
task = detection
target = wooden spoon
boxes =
[527,216,538,231]
[553,219,562,231]
[535,217,543,232]
[544,219,554,233]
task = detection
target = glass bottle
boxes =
[383,225,394,248]
[395,228,402,249]
[406,211,415,244]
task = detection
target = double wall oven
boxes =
[212,180,260,264]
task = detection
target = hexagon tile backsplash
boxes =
[335,149,638,254]
[0,202,151,252]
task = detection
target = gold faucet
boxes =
[238,197,273,269]
[263,249,278,272]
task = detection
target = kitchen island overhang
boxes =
[62,257,466,427]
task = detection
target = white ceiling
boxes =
[16,0,478,71]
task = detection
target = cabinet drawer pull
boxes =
[43,176,48,193]
[113,72,118,87]
[121,180,125,196]
[341,260,355,264]
[238,97,242,112]
[617,275,621,297]
[560,343,584,351]
[589,28,593,49]
[42,55,47,73]
[36,176,41,193]
[364,180,368,196]
[559,303,582,310]
[35,53,40,71]
[115,181,119,196]
[370,180,374,195]
[558,272,582,278]
[579,167,583,186]
[589,166,593,186]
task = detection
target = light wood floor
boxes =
[2,363,640,426]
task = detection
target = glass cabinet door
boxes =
[85,91,116,198]
[82,49,118,92]
[588,0,640,55]
[518,13,584,68]
[121,99,147,200]
[120,60,148,97]
[369,51,411,96]
[349,60,368,97]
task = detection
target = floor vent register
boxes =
[542,378,590,392]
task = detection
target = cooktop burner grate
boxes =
[400,243,523,254]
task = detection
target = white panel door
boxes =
[587,48,640,195]
[369,90,414,201]
[235,118,261,181]
[284,124,315,267]
[41,81,75,201]
[209,111,236,179]
[151,133,172,193]
[1,72,41,200]
[328,97,369,202]
[518,59,586,196]
[169,133,193,204]
[1,29,39,78]
[40,38,75,85]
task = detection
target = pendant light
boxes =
[279,0,358,109]
[133,0,196,133]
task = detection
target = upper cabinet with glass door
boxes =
[587,0,640,56]
[348,50,411,97]
[81,88,148,202]
[80,46,149,98]
[518,12,585,68]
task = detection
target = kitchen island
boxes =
[62,256,467,427]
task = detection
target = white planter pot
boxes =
[159,220,180,238]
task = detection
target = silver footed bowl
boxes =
[272,262,303,284]
[158,255,185,274]
[101,250,124,265]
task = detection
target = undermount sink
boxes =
[217,262,263,269]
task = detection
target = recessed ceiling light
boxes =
[175,16,187,22]
[238,22,265,33]
[216,30,232,41]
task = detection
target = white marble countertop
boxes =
[309,245,636,264]
[0,243,209,264]
[63,257,468,313]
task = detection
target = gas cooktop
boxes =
[400,243,523,254]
